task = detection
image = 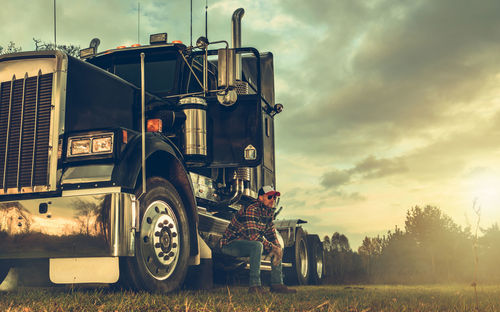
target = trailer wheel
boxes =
[121,177,190,293]
[307,235,324,285]
[284,227,309,285]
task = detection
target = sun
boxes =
[466,172,500,220]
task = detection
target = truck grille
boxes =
[0,73,53,192]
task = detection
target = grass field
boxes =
[0,284,499,311]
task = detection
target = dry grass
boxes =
[0,284,499,311]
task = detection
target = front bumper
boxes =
[0,187,137,259]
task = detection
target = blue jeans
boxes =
[221,240,283,287]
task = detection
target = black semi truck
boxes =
[0,8,323,292]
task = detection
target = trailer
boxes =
[0,8,323,292]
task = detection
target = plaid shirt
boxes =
[220,198,279,253]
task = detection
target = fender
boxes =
[113,132,199,257]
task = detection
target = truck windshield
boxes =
[114,58,177,95]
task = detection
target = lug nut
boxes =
[154,231,161,237]
[163,220,169,224]
[172,243,177,248]
[168,224,174,228]
[158,223,163,228]
[155,243,161,248]
[158,252,164,257]
[172,232,177,237]
[169,252,174,257]
[164,256,170,261]
[143,236,149,243]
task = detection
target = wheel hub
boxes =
[140,200,180,280]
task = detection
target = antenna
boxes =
[53,0,57,49]
[205,0,208,40]
[190,0,193,47]
[138,1,140,44]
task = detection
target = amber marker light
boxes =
[122,130,128,144]
[147,119,163,132]
[116,45,126,49]
[131,44,141,47]
[172,40,183,44]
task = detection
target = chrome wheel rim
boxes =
[298,239,308,278]
[140,200,180,280]
[316,249,323,279]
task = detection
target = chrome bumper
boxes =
[0,187,137,259]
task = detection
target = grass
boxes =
[0,284,499,311]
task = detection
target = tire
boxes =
[0,260,11,285]
[284,227,309,285]
[120,177,190,293]
[307,235,324,285]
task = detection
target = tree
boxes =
[33,38,80,57]
[0,41,22,55]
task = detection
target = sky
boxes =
[2,0,500,248]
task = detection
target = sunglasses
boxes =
[267,194,277,200]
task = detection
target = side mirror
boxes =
[217,48,236,89]
[217,48,238,106]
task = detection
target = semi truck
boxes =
[0,8,323,292]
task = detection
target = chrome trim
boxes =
[140,52,146,196]
[16,74,27,189]
[30,71,41,188]
[49,51,68,192]
[2,75,14,191]
[62,186,122,197]
[0,51,68,194]
[0,191,135,258]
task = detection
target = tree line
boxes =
[321,205,500,284]
[0,39,79,56]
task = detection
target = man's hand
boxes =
[269,245,282,266]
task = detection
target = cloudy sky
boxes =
[2,0,500,248]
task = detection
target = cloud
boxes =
[320,169,351,188]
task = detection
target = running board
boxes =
[244,260,292,271]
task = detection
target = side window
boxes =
[187,56,203,93]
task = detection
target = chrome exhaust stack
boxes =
[231,8,244,81]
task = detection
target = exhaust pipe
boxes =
[231,8,244,80]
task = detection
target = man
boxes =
[220,185,297,294]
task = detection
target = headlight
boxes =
[92,136,113,153]
[67,133,114,157]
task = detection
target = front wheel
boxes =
[120,177,190,293]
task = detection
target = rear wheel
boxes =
[307,235,324,285]
[284,227,309,285]
[120,177,190,293]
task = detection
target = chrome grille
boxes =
[0,73,53,192]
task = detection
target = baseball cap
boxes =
[258,185,280,197]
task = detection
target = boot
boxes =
[270,284,297,294]
[248,286,268,294]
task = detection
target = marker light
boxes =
[131,44,141,47]
[150,33,168,44]
[116,46,126,49]
[147,119,163,132]
[172,40,183,44]
[79,47,96,59]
